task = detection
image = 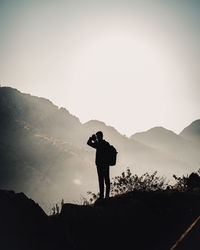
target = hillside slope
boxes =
[180,120,200,144]
[0,86,199,210]
[0,87,95,209]
[131,126,200,171]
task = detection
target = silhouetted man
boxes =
[87,131,110,199]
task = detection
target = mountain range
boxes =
[0,86,199,211]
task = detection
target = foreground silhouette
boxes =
[2,189,200,250]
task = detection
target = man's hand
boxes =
[87,135,98,148]
[91,134,96,141]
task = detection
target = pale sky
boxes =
[0,0,199,136]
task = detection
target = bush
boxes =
[84,168,168,204]
[110,168,168,195]
[173,169,200,192]
[50,198,64,215]
[173,174,188,192]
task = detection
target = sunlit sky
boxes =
[0,0,199,136]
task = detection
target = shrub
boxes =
[50,198,64,215]
[173,169,200,192]
[110,168,168,195]
[84,168,168,204]
[173,174,188,192]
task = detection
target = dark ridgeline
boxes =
[2,189,200,250]
[0,190,67,250]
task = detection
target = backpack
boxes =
[107,144,118,166]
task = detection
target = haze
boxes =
[0,0,199,136]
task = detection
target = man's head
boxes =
[96,131,103,141]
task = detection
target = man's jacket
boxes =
[87,138,110,166]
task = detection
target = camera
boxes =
[91,134,96,140]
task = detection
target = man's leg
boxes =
[104,166,110,198]
[97,165,104,199]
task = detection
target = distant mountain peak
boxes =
[180,119,200,142]
[83,119,122,137]
[131,126,177,139]
[182,119,200,129]
[147,126,175,133]
[83,119,106,126]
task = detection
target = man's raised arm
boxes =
[87,136,98,149]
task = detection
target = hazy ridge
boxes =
[0,86,199,210]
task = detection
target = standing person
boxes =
[87,131,110,199]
